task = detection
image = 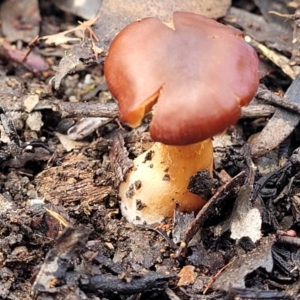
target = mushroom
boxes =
[105,12,259,224]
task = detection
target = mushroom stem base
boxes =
[119,139,213,224]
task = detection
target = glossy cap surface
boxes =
[105,12,259,145]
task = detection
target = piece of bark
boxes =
[212,235,275,291]
[82,270,176,295]
[35,153,113,205]
[109,133,134,187]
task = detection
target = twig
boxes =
[52,101,119,118]
[277,235,300,247]
[255,87,300,115]
[241,104,275,118]
[246,35,297,79]
[174,171,246,258]
[203,262,232,294]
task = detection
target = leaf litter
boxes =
[2,0,300,299]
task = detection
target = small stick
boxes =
[242,104,275,118]
[52,101,119,118]
[203,262,232,294]
[255,87,300,115]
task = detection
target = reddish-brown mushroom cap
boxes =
[105,12,259,145]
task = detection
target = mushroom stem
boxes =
[119,139,213,224]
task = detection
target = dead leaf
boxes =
[67,117,111,140]
[212,236,275,291]
[55,132,89,152]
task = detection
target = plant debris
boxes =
[2,1,300,299]
[212,235,275,291]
